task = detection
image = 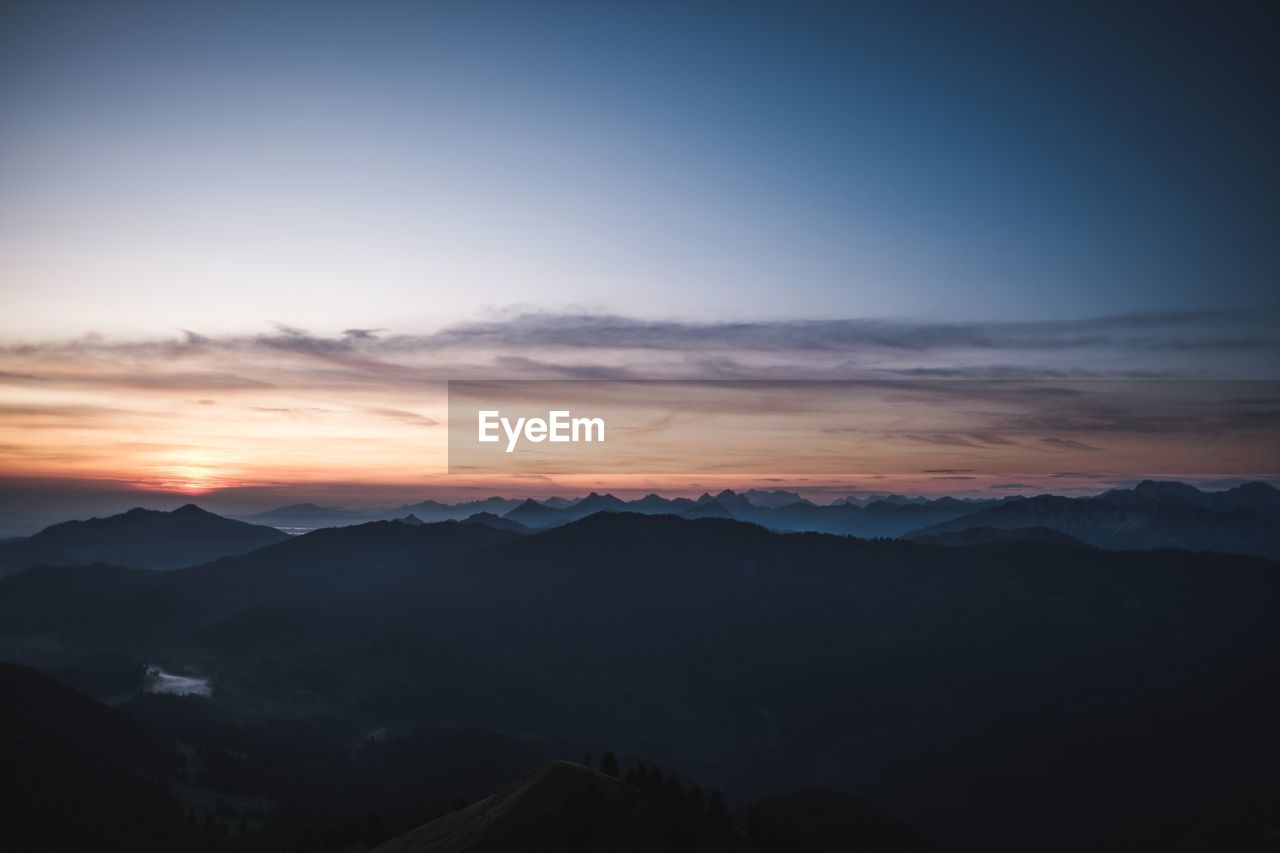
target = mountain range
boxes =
[243,497,526,529]
[911,492,1277,555]
[0,482,1275,850]
[1,510,1276,850]
[239,481,1280,559]
[1,481,1273,584]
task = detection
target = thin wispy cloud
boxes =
[363,407,439,427]
[1040,438,1104,452]
[417,309,1278,355]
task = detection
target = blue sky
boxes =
[2,0,1276,341]
[0,1,1276,519]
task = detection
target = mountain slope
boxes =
[0,519,521,646]
[0,663,197,853]
[502,498,568,528]
[909,526,1089,548]
[462,512,531,533]
[911,494,1280,558]
[0,504,290,576]
[372,761,644,853]
[387,497,525,524]
[1098,479,1280,514]
[245,502,365,523]
[373,760,932,853]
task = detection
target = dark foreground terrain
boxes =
[2,510,1278,852]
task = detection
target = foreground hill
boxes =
[373,760,930,853]
[0,504,290,576]
[0,663,197,852]
[372,761,644,853]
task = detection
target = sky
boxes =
[0,1,1277,524]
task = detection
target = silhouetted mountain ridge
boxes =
[0,504,290,576]
[913,487,1280,558]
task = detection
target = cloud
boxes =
[251,407,332,416]
[0,310,1274,496]
[0,403,163,422]
[411,309,1278,355]
[2,308,1275,382]
[363,407,439,426]
[966,433,1018,446]
[901,434,990,448]
[1040,437,1103,451]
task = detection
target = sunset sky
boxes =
[1,1,1277,527]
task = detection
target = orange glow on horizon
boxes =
[0,342,1275,502]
